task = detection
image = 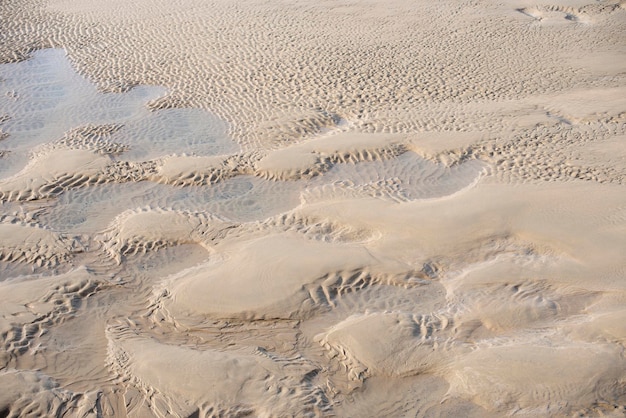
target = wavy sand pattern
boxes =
[1,0,625,416]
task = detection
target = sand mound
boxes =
[255,133,406,180]
[446,343,626,414]
[157,233,394,321]
[0,221,81,268]
[106,323,329,417]
[316,312,458,381]
[98,208,232,262]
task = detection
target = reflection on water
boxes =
[0,49,236,178]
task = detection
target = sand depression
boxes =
[0,0,625,416]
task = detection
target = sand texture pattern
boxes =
[1,0,625,416]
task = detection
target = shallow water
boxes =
[0,49,235,178]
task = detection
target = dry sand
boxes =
[0,0,625,416]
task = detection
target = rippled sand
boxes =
[1,0,625,416]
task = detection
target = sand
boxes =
[0,0,625,416]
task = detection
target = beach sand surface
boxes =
[0,0,625,416]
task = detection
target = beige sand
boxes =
[0,0,625,416]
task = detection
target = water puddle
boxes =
[0,49,236,178]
